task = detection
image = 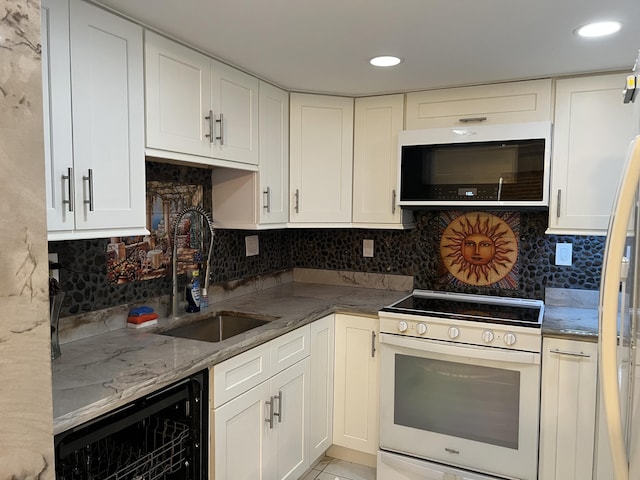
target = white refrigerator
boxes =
[599,134,640,480]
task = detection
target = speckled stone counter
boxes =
[52,281,409,435]
[542,287,599,341]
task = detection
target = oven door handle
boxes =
[380,333,540,365]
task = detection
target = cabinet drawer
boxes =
[405,79,552,129]
[270,325,310,375]
[213,342,271,408]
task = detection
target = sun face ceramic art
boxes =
[440,212,518,286]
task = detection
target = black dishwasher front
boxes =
[54,369,207,480]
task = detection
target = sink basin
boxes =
[160,311,278,343]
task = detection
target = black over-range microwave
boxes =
[397,121,552,208]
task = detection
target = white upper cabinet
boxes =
[353,94,413,228]
[42,0,147,240]
[259,82,290,225]
[289,93,354,224]
[405,79,553,129]
[41,0,72,233]
[548,73,640,235]
[212,81,289,229]
[145,31,258,168]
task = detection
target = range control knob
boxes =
[397,321,409,333]
[448,326,460,339]
[416,323,428,335]
[482,330,495,343]
[503,332,517,346]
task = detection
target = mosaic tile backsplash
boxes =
[48,162,605,317]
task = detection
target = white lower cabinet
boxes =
[333,314,379,455]
[269,359,310,479]
[309,315,335,463]
[211,325,311,480]
[213,379,271,479]
[539,337,598,480]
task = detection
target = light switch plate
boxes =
[363,239,374,257]
[245,235,259,256]
[48,253,59,281]
[555,243,572,266]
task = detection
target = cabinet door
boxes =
[211,59,259,165]
[309,315,335,463]
[290,94,354,223]
[539,338,598,480]
[213,341,271,408]
[144,31,212,158]
[41,0,74,232]
[548,74,640,234]
[69,0,145,230]
[214,380,271,480]
[353,94,406,225]
[270,324,310,375]
[333,314,379,455]
[259,82,289,224]
[405,79,552,129]
[270,359,310,480]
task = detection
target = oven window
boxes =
[394,354,520,449]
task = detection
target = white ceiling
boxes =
[94,0,640,97]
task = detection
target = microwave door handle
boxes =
[497,176,503,201]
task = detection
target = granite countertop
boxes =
[542,287,599,341]
[51,281,409,435]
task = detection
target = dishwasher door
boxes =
[54,370,207,480]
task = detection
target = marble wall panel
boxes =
[0,0,55,477]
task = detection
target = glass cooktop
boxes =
[381,291,543,327]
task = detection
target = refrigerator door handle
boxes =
[599,135,640,480]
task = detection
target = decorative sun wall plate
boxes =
[439,211,520,288]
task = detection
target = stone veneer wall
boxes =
[0,0,55,477]
[50,161,293,316]
[290,211,604,300]
[51,192,604,316]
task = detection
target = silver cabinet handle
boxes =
[265,396,274,429]
[263,186,271,213]
[294,189,300,213]
[549,348,591,358]
[216,113,224,145]
[371,331,377,358]
[63,167,74,212]
[273,390,282,423]
[392,189,396,214]
[82,168,94,212]
[205,110,214,143]
[458,117,487,123]
[556,189,562,218]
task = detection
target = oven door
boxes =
[379,332,541,480]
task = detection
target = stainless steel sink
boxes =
[159,311,278,343]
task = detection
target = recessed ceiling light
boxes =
[370,56,402,67]
[575,20,622,38]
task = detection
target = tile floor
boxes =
[300,456,376,480]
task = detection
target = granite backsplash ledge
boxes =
[57,268,413,345]
[543,287,600,340]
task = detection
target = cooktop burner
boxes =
[381,290,544,327]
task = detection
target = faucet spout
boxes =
[171,205,215,319]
